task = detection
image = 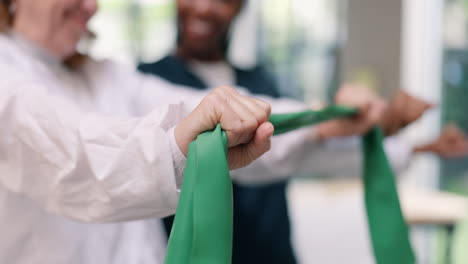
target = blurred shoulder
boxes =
[83,57,180,91]
[0,33,27,68]
[235,64,280,97]
[82,58,139,79]
[138,55,187,76]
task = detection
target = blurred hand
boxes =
[380,90,433,136]
[414,124,468,158]
[175,86,274,170]
[315,84,388,139]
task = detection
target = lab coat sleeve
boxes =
[131,71,209,115]
[0,69,188,223]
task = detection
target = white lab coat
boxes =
[0,32,411,264]
[0,32,199,264]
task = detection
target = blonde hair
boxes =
[0,0,88,68]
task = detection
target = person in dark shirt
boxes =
[138,0,468,263]
[139,0,297,263]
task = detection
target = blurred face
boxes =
[13,0,97,59]
[177,0,242,60]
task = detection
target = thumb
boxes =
[249,122,275,155]
[228,122,274,170]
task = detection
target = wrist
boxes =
[175,118,197,156]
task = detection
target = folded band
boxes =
[165,106,415,264]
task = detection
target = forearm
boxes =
[0,75,187,223]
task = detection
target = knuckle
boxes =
[217,85,237,95]
[251,99,271,121]
[245,117,258,131]
[257,99,271,113]
[231,122,244,135]
[206,92,223,105]
[212,86,228,97]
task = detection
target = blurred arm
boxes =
[0,67,187,223]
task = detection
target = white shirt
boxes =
[188,60,235,87]
[0,32,412,264]
[0,32,209,264]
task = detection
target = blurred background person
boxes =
[138,0,298,262]
[138,0,468,263]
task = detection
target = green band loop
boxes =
[165,106,415,264]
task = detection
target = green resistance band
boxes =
[165,106,415,264]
